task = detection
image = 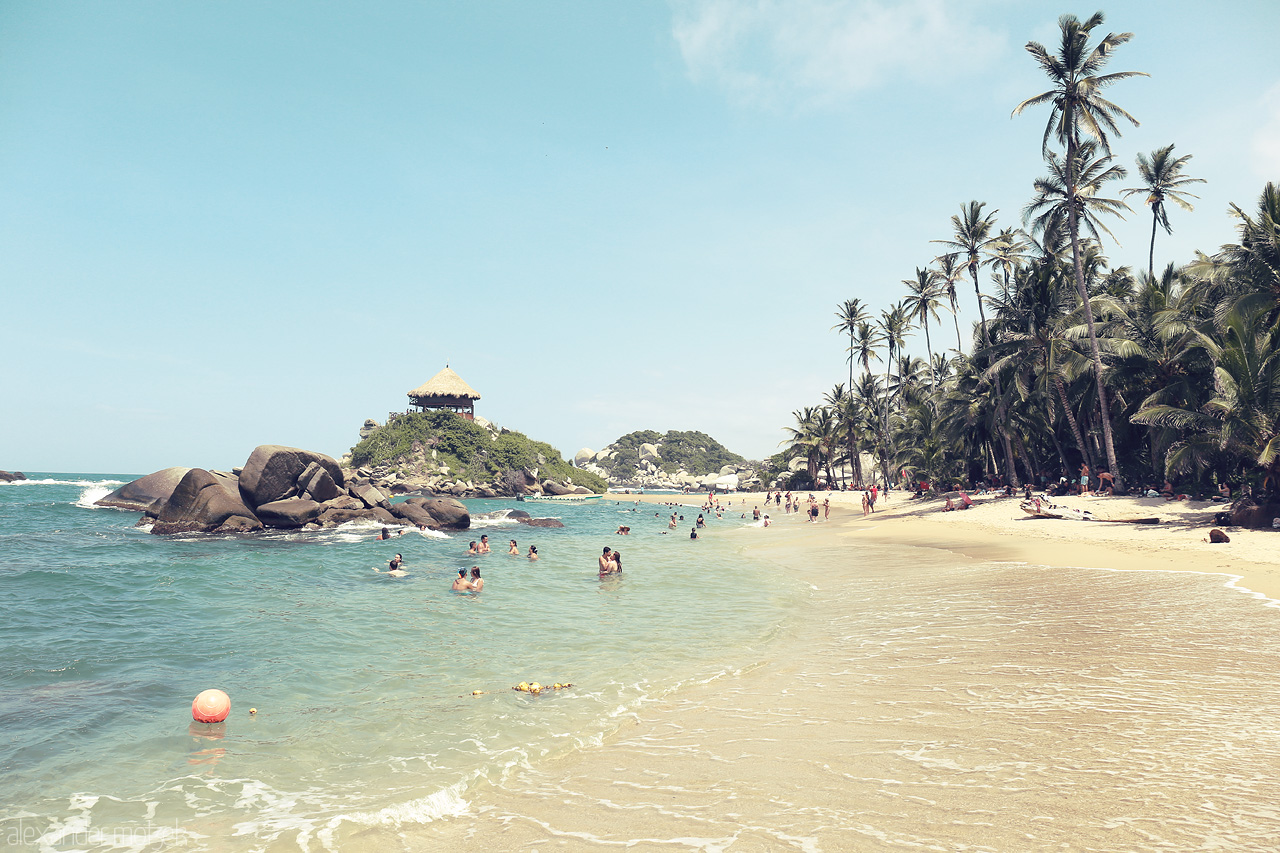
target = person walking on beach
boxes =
[823,498,830,520]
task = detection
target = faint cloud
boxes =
[1252,81,1280,179]
[670,0,1006,108]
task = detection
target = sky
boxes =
[2,0,1278,474]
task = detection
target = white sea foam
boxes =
[75,485,115,508]
[1,478,126,488]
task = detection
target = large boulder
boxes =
[297,462,341,503]
[542,480,573,496]
[359,418,379,439]
[518,517,565,528]
[574,448,595,466]
[571,486,593,495]
[350,483,390,510]
[638,443,661,464]
[97,467,192,512]
[417,498,470,530]
[389,501,436,528]
[150,468,262,535]
[0,470,27,482]
[238,446,345,509]
[256,498,323,529]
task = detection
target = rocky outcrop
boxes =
[110,444,474,536]
[0,470,27,482]
[239,446,344,508]
[149,468,263,535]
[97,467,193,511]
[541,480,573,496]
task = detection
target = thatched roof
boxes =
[408,367,481,400]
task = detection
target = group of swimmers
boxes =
[465,533,539,560]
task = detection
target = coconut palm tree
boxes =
[1013,10,1147,491]
[1121,144,1205,280]
[933,252,968,352]
[1023,142,1132,251]
[902,267,946,395]
[831,299,868,390]
[852,321,885,377]
[934,200,1020,486]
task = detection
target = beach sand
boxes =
[396,489,1280,851]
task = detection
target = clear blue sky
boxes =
[3,1,1277,474]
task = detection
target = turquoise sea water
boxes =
[0,476,794,851]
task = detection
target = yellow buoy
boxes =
[249,708,257,715]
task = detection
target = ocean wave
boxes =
[75,485,116,509]
[1,478,126,488]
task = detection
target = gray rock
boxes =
[359,418,380,439]
[350,483,389,510]
[571,486,593,495]
[542,480,573,496]
[298,462,341,503]
[389,501,436,528]
[574,448,595,466]
[255,498,323,529]
[518,517,565,528]
[97,467,193,512]
[238,445,345,509]
[419,498,470,530]
[150,468,262,535]
[638,443,660,464]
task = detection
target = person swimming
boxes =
[451,568,473,591]
[508,539,519,555]
[478,535,491,554]
[690,527,699,540]
[379,527,391,541]
[469,567,483,591]
[527,545,538,561]
[373,554,407,578]
[466,541,479,555]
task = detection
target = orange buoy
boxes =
[192,689,231,723]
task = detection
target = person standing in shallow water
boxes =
[469,567,483,591]
[452,568,473,590]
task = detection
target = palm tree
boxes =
[1013,11,1147,491]
[831,299,868,390]
[934,200,1020,486]
[853,321,885,378]
[902,267,945,395]
[934,201,1000,338]
[1121,144,1205,280]
[1023,142,1132,249]
[933,252,967,352]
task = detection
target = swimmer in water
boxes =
[478,535,491,554]
[379,527,391,541]
[452,568,473,590]
[469,567,483,591]
[466,541,479,555]
[598,547,612,575]
[690,527,699,540]
[373,554,407,577]
[527,545,539,561]
[508,539,519,555]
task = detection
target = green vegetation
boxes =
[783,12,1280,501]
[602,429,745,477]
[349,411,606,493]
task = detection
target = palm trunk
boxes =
[972,265,1021,487]
[1066,130,1123,492]
[1053,374,1096,476]
[923,318,936,401]
[951,296,963,352]
[1148,209,1158,281]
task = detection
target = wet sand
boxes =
[395,490,1280,851]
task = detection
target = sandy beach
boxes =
[399,488,1280,851]
[636,488,1280,602]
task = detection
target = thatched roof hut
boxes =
[407,367,480,419]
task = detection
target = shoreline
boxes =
[621,488,1280,603]
[399,490,1280,849]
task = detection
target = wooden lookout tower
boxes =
[407,366,481,420]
